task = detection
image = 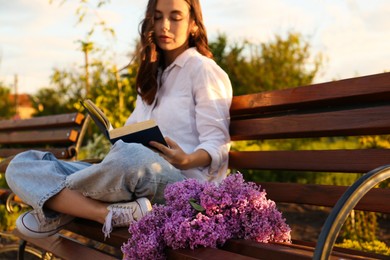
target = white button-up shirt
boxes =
[125,48,232,183]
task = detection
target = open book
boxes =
[80,99,167,147]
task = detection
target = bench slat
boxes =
[259,182,390,213]
[229,150,390,173]
[13,229,119,260]
[0,112,84,131]
[66,222,258,259]
[230,105,390,140]
[224,240,316,259]
[66,219,129,248]
[0,129,79,145]
[230,72,390,116]
[222,239,387,260]
[65,219,388,260]
[0,148,74,161]
[166,247,258,259]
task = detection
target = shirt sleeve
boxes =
[191,59,233,177]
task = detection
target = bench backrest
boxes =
[0,112,90,172]
[228,72,390,214]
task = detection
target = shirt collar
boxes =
[164,47,197,71]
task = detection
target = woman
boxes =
[6,0,232,239]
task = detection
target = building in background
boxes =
[8,94,35,119]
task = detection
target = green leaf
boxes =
[189,198,205,212]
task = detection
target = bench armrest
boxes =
[313,164,390,260]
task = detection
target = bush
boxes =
[0,205,20,232]
[78,133,110,160]
[336,239,390,256]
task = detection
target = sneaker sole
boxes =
[16,212,73,239]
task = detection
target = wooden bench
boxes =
[5,72,390,259]
[0,112,93,258]
[0,112,89,169]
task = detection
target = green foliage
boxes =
[0,175,22,232]
[32,67,85,116]
[0,205,19,232]
[50,0,115,40]
[359,135,390,149]
[0,173,8,188]
[32,57,138,146]
[0,83,16,119]
[88,60,138,129]
[336,239,390,256]
[189,198,205,213]
[0,173,23,232]
[341,210,377,242]
[209,32,322,95]
[259,33,322,91]
[43,0,131,133]
[78,133,110,160]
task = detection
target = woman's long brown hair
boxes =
[136,0,213,105]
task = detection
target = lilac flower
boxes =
[121,173,291,260]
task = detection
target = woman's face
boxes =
[154,0,196,63]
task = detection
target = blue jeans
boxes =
[5,140,185,219]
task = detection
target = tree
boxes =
[259,33,322,91]
[32,57,138,124]
[209,32,323,95]
[80,41,94,98]
[50,0,117,102]
[88,58,138,129]
[0,83,15,119]
[32,67,85,116]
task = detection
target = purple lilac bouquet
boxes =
[121,173,291,260]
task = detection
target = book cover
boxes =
[80,99,167,147]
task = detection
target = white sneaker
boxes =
[16,210,74,238]
[102,198,152,238]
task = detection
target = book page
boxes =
[83,99,112,130]
[109,119,157,139]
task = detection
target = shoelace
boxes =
[102,206,135,239]
[102,210,114,239]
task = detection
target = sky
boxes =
[0,0,389,95]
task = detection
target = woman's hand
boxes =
[149,137,211,170]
